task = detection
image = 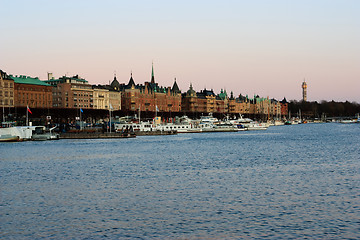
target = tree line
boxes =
[288,100,360,118]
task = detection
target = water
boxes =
[1,123,359,239]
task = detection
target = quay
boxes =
[60,131,135,139]
[135,130,177,136]
[59,130,177,139]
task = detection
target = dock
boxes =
[135,130,177,136]
[60,132,135,139]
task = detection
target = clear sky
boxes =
[1,0,359,102]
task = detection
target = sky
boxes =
[1,0,360,102]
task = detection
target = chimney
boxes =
[47,72,53,81]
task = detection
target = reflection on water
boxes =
[1,123,360,239]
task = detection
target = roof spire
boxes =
[172,77,180,93]
[127,71,135,87]
[151,62,155,84]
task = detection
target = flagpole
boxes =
[138,106,141,123]
[80,108,82,131]
[2,102,5,124]
[109,107,112,133]
[26,105,29,126]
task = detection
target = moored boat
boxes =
[0,134,20,142]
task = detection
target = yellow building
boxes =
[0,70,14,108]
[92,86,110,110]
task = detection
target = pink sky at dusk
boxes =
[1,0,359,102]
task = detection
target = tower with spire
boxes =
[302,79,307,102]
[151,62,155,84]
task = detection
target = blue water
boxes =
[1,123,359,239]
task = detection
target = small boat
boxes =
[0,126,35,141]
[243,122,269,130]
[229,115,268,130]
[31,126,60,141]
[0,134,20,142]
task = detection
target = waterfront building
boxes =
[196,88,216,113]
[0,70,14,108]
[269,99,282,119]
[228,93,248,114]
[2,68,291,119]
[228,92,236,113]
[120,65,181,113]
[236,94,251,115]
[92,85,110,110]
[280,97,289,117]
[181,83,198,112]
[108,76,122,111]
[10,75,52,108]
[248,95,269,116]
[216,89,229,113]
[302,79,307,102]
[45,74,93,109]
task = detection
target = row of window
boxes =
[1,99,14,105]
[74,104,92,108]
[73,92,92,97]
[2,82,14,88]
[18,93,51,100]
[20,100,51,105]
[1,91,13,97]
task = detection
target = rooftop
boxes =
[9,75,50,86]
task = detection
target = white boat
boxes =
[199,114,219,125]
[115,120,202,134]
[156,123,201,133]
[31,126,60,141]
[243,122,269,130]
[0,134,20,142]
[229,115,268,131]
[212,123,238,132]
[0,126,36,140]
[115,121,155,132]
[339,115,359,123]
[0,126,59,141]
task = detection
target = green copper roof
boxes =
[218,89,228,100]
[9,75,51,86]
[45,75,88,84]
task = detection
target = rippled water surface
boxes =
[1,123,360,239]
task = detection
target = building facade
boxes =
[11,75,52,108]
[45,75,93,109]
[181,84,198,112]
[92,86,110,110]
[280,98,289,117]
[120,67,181,113]
[0,70,15,108]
